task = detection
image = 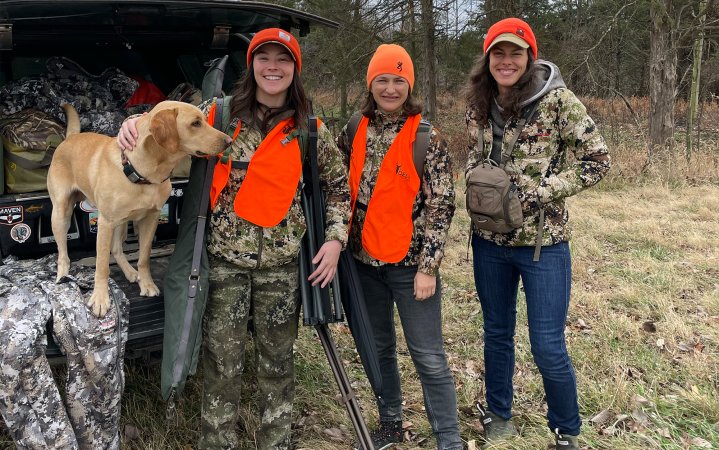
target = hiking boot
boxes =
[353,420,402,450]
[476,403,517,447]
[554,429,580,450]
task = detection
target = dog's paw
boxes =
[87,291,111,317]
[139,279,160,297]
[122,267,138,283]
[56,260,70,283]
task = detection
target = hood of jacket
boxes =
[520,59,567,107]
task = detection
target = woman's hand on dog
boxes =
[117,115,143,151]
[309,239,342,288]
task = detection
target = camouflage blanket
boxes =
[0,255,129,450]
[0,56,139,136]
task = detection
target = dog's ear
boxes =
[149,108,180,152]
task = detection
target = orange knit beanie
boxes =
[366,44,415,90]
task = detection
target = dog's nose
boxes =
[225,136,233,145]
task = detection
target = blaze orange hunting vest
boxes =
[209,105,301,228]
[349,114,421,263]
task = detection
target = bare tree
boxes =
[649,0,678,158]
[686,0,711,160]
[420,0,438,121]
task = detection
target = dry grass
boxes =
[2,94,718,449]
[105,176,719,450]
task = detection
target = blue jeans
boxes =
[356,262,462,450]
[472,235,581,436]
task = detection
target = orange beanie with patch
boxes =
[366,44,415,90]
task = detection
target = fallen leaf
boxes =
[468,418,484,433]
[590,409,612,426]
[632,394,653,407]
[322,427,345,441]
[690,437,713,448]
[677,343,693,352]
[631,409,650,428]
[601,425,618,436]
[123,424,139,441]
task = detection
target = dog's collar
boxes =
[120,148,168,185]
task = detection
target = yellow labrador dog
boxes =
[48,101,231,316]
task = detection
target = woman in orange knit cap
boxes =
[337,43,462,450]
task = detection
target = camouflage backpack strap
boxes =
[413,118,432,179]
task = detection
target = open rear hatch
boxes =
[0,0,336,360]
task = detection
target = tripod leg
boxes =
[315,325,375,450]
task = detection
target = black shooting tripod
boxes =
[299,117,376,450]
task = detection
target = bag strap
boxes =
[498,101,540,166]
[348,111,430,179]
[221,95,232,131]
[345,111,362,155]
[187,97,223,300]
[481,101,545,261]
[4,148,54,170]
[307,115,324,243]
[413,118,432,180]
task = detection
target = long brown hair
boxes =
[360,89,423,120]
[229,63,310,133]
[465,51,539,126]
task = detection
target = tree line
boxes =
[267,0,719,157]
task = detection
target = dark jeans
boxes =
[472,235,581,436]
[356,262,462,450]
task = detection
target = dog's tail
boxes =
[62,103,81,136]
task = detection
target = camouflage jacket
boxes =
[337,111,456,275]
[465,87,611,247]
[201,101,351,270]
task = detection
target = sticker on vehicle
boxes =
[0,206,24,226]
[80,199,98,213]
[10,223,31,243]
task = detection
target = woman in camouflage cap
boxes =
[464,17,611,450]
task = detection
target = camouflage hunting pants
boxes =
[0,255,128,450]
[199,256,300,450]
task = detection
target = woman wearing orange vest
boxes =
[117,28,350,450]
[338,44,461,450]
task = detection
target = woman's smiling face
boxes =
[252,43,295,107]
[488,41,529,95]
[370,74,409,114]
